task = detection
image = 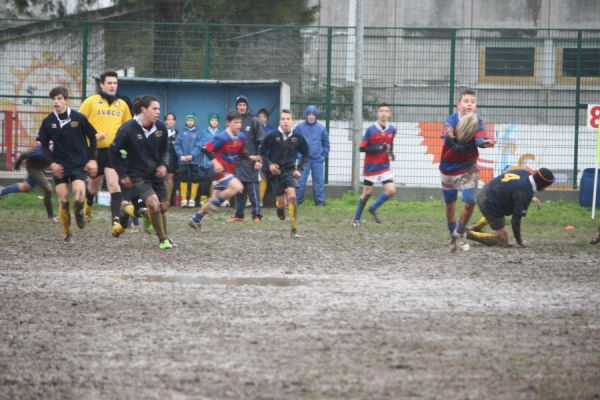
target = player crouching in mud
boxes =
[466,168,554,247]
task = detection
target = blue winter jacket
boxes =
[175,126,200,166]
[293,105,330,160]
[197,127,217,169]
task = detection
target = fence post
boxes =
[5,111,13,169]
[324,27,333,184]
[204,23,210,79]
[448,29,456,115]
[573,30,582,189]
[81,20,89,99]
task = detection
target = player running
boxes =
[188,111,262,230]
[260,109,309,238]
[0,142,57,222]
[37,86,98,242]
[352,103,397,227]
[110,95,174,249]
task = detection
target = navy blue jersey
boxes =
[110,118,169,179]
[37,108,97,170]
[481,169,534,218]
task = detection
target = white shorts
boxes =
[364,170,394,185]
[440,170,479,190]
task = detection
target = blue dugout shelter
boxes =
[117,78,290,131]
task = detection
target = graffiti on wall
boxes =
[1,52,81,152]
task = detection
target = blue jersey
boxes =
[360,123,396,176]
[480,169,535,218]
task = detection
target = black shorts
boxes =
[132,177,168,203]
[477,190,506,230]
[53,167,87,185]
[96,148,114,175]
[269,170,298,196]
[362,179,393,187]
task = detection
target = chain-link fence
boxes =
[1,19,599,188]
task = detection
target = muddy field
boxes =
[1,205,599,399]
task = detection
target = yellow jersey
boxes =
[79,94,132,148]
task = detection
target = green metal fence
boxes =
[1,19,599,188]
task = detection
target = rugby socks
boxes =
[455,221,465,234]
[466,230,502,246]
[0,183,20,196]
[149,211,167,241]
[74,201,84,219]
[59,202,71,237]
[370,192,390,211]
[447,221,457,234]
[85,190,95,206]
[259,179,267,202]
[43,191,54,218]
[353,195,370,221]
[166,179,174,203]
[288,202,297,230]
[110,192,123,220]
[209,194,224,207]
[472,217,488,231]
[161,211,168,235]
[191,212,204,223]
[180,182,189,201]
[190,183,199,201]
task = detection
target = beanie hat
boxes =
[208,113,220,122]
[533,168,554,191]
[185,114,197,123]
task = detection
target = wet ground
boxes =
[1,206,599,399]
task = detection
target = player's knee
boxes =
[146,197,160,212]
[443,189,458,204]
[384,186,396,197]
[160,202,169,213]
[462,188,477,206]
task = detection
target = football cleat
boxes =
[290,229,301,239]
[188,219,201,230]
[276,207,286,220]
[452,229,470,251]
[181,199,188,208]
[188,199,195,208]
[167,238,178,248]
[351,219,361,228]
[159,239,173,249]
[368,208,382,224]
[229,217,244,222]
[49,216,58,223]
[64,234,73,243]
[111,220,125,237]
[591,230,600,245]
[253,217,262,222]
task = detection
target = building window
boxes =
[479,46,539,83]
[558,48,600,83]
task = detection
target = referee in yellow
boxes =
[79,71,132,236]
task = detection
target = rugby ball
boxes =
[455,113,479,142]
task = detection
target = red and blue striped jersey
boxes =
[203,130,249,181]
[360,123,396,176]
[439,112,487,176]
